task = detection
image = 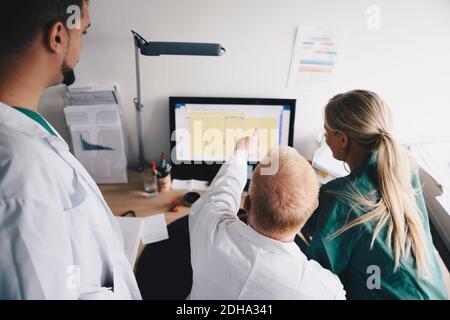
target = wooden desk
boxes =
[99,170,201,266]
[99,170,194,224]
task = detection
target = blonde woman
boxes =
[302,90,448,300]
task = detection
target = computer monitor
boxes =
[169,97,296,182]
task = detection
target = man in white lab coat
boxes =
[189,136,346,300]
[0,1,141,299]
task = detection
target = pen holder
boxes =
[157,173,172,193]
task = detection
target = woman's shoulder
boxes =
[322,176,351,192]
[322,159,379,194]
[318,175,378,220]
[315,178,355,220]
[320,175,371,197]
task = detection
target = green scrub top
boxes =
[303,153,448,300]
[13,107,57,136]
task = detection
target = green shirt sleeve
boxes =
[305,182,360,275]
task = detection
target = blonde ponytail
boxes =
[325,90,430,278]
[377,133,429,276]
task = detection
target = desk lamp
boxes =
[131,30,226,172]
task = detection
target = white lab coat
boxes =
[0,102,141,300]
[188,150,346,300]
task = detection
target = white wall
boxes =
[39,0,450,166]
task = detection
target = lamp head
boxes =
[131,30,225,57]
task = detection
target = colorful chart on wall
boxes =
[287,27,343,89]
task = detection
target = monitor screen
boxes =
[170,98,296,164]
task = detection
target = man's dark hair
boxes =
[0,0,84,57]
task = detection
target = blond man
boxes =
[188,135,346,300]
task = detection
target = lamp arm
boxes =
[133,35,147,172]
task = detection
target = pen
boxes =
[159,152,167,172]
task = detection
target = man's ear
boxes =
[47,21,67,54]
[313,199,319,211]
[244,195,251,212]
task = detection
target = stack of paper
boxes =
[66,85,120,106]
[115,217,143,267]
[409,142,450,251]
[436,190,450,217]
[115,214,169,267]
[171,179,210,191]
[141,214,169,245]
[409,142,450,189]
[314,168,336,186]
[312,144,349,179]
[64,85,128,184]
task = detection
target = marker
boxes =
[151,161,158,176]
[159,152,167,172]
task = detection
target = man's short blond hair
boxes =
[249,146,319,237]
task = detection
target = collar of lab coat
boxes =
[0,101,103,198]
[0,101,115,223]
[238,222,303,257]
[0,101,63,140]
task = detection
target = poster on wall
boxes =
[287,27,342,89]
